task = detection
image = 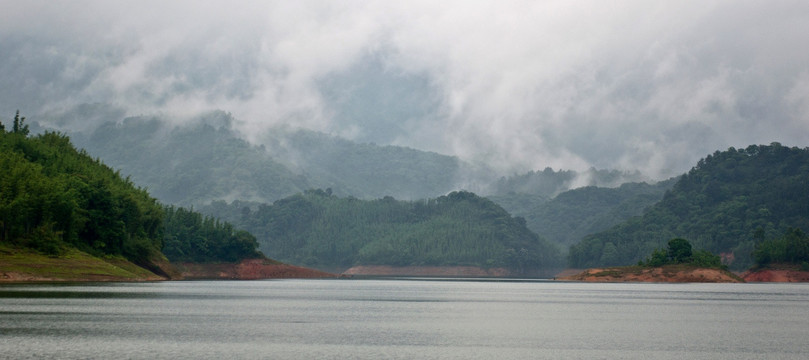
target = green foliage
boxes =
[0,115,164,263]
[490,180,674,250]
[667,238,693,263]
[202,190,562,273]
[753,228,809,266]
[11,110,30,136]
[639,238,722,268]
[569,144,809,270]
[162,205,262,263]
[1,114,264,266]
[690,249,722,268]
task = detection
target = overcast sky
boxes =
[2,0,808,179]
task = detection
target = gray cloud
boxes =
[2,0,808,179]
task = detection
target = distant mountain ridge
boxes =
[66,110,659,207]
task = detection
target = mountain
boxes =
[492,167,649,198]
[260,126,464,200]
[490,179,675,251]
[202,190,562,274]
[70,112,311,206]
[67,111,469,205]
[0,114,281,280]
[568,143,809,270]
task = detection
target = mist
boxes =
[2,0,808,179]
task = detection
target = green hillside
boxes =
[569,143,809,270]
[203,190,562,274]
[1,111,265,278]
[491,180,674,250]
[1,112,165,268]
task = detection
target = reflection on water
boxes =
[2,280,809,359]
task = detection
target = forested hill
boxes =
[0,113,264,276]
[260,127,463,200]
[68,111,465,205]
[492,167,649,198]
[568,143,809,270]
[490,179,675,251]
[70,112,311,206]
[202,190,562,274]
[1,114,165,268]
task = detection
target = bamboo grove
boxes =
[0,112,262,265]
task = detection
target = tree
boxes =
[667,238,693,263]
[12,110,29,136]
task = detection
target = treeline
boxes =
[0,112,263,267]
[162,205,262,262]
[569,143,809,270]
[492,167,648,198]
[262,128,463,200]
[203,190,562,273]
[639,238,722,269]
[753,228,809,268]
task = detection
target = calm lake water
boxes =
[1,279,808,359]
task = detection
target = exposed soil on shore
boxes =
[742,267,809,282]
[0,245,335,282]
[342,265,510,277]
[174,259,337,280]
[557,265,744,283]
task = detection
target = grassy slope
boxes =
[0,244,164,282]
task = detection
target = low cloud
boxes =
[2,1,808,179]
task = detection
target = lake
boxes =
[1,279,808,359]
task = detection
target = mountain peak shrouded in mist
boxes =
[3,1,809,180]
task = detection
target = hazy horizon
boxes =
[2,1,808,180]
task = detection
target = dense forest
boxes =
[569,143,809,270]
[203,190,562,273]
[0,112,164,266]
[753,228,809,268]
[0,112,264,270]
[491,180,674,250]
[162,205,263,263]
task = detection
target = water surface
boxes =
[1,279,808,359]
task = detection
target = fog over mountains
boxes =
[3,1,809,180]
